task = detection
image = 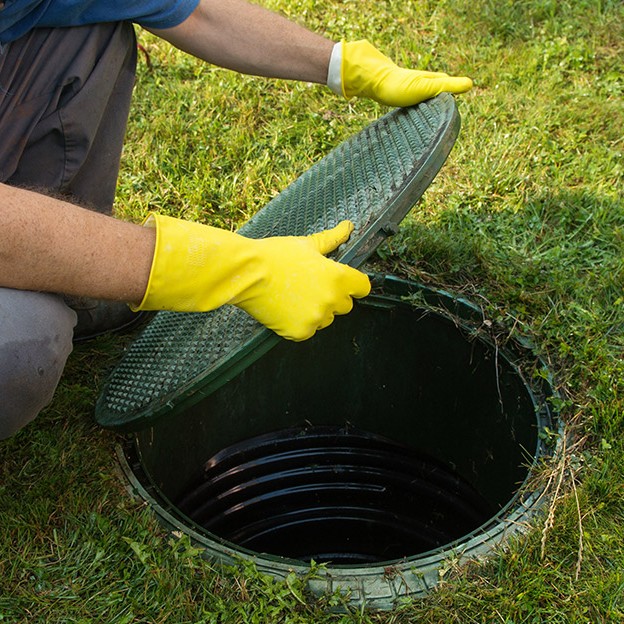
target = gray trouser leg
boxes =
[0,22,137,212]
[0,289,76,439]
[0,23,137,436]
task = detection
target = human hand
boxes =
[134,215,371,341]
[232,220,371,340]
[331,40,473,107]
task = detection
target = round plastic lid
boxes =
[95,93,461,430]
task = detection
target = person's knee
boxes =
[0,291,76,439]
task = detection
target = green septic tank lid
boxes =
[96,93,461,431]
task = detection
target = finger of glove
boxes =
[289,299,350,342]
[439,75,473,94]
[340,264,372,299]
[379,70,473,106]
[277,307,337,342]
[289,264,370,334]
[308,220,354,255]
[272,268,370,342]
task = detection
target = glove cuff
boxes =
[326,41,344,97]
[340,39,387,100]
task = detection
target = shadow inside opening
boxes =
[175,425,498,564]
[131,279,542,565]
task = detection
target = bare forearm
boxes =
[148,0,334,83]
[0,184,154,304]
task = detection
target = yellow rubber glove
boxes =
[340,40,473,107]
[133,214,371,341]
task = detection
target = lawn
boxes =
[1,0,623,622]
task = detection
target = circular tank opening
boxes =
[121,276,559,609]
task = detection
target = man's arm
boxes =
[147,0,335,84]
[148,0,473,106]
[0,184,369,341]
[0,184,154,304]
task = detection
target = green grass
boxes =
[2,0,623,621]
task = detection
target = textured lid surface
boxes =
[96,93,460,430]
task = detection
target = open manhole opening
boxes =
[120,275,560,609]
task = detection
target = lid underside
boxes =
[96,93,461,430]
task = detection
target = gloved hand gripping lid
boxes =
[133,215,370,342]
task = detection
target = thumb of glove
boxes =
[308,220,355,255]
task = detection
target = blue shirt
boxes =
[0,0,200,43]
